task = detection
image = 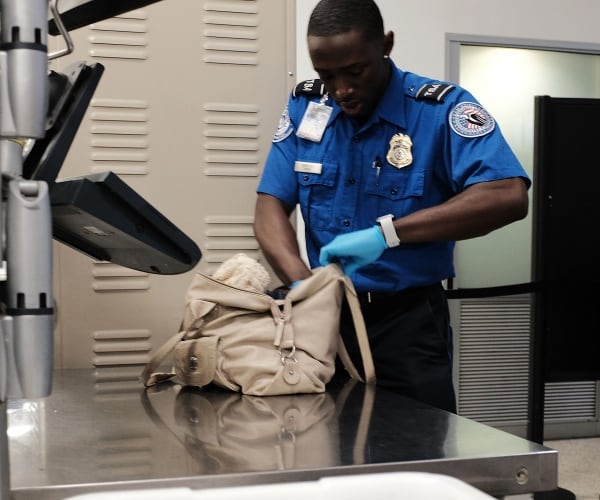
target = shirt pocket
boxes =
[365,161,425,213]
[297,160,338,230]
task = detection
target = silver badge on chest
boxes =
[387,133,413,169]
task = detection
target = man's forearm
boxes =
[254,194,313,285]
[394,177,529,243]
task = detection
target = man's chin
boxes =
[340,100,365,118]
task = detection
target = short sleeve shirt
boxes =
[257,62,531,293]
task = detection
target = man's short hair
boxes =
[307,0,385,42]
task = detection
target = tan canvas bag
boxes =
[140,263,374,396]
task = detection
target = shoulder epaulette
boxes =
[293,79,326,98]
[414,82,455,103]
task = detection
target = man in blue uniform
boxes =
[254,0,530,412]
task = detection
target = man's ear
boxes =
[383,30,394,58]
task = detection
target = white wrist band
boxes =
[376,214,401,248]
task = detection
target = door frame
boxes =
[446,34,600,438]
[446,34,600,82]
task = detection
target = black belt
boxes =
[356,283,442,306]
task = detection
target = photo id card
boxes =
[296,101,333,142]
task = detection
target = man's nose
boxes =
[332,77,354,99]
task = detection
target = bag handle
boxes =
[337,273,376,384]
[140,330,184,386]
[140,302,216,387]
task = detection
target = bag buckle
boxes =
[278,345,297,365]
[279,345,301,385]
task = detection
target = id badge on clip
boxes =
[296,97,332,143]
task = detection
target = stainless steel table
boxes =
[8,369,557,499]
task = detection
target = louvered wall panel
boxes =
[203,215,261,274]
[456,296,599,436]
[50,9,164,373]
[91,262,150,292]
[51,1,293,373]
[93,329,152,367]
[198,0,276,275]
[88,98,150,175]
[203,102,260,177]
[203,1,259,65]
[87,12,149,61]
[458,298,531,423]
[202,101,262,269]
[545,382,597,421]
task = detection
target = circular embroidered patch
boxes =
[449,102,495,138]
[272,105,293,143]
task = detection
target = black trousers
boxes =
[339,283,457,413]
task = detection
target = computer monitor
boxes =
[50,171,201,275]
[23,59,201,274]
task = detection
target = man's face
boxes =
[308,29,389,122]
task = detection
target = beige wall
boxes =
[296,0,600,81]
[49,0,295,374]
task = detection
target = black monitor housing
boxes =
[24,57,201,274]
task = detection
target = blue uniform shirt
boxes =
[257,61,530,293]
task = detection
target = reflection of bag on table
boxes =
[180,390,339,472]
[141,259,374,396]
[142,386,340,473]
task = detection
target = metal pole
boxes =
[0,400,9,500]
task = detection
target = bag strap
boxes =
[337,274,376,384]
[140,387,190,449]
[140,330,184,386]
[335,378,376,465]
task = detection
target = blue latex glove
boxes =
[319,226,387,275]
[289,280,303,289]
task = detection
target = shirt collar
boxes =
[374,61,407,129]
[323,61,407,131]
[326,61,407,131]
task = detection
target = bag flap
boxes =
[183,299,218,332]
[174,336,218,388]
[185,272,273,312]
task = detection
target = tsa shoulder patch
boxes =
[293,79,325,98]
[272,104,293,143]
[449,102,495,138]
[414,82,455,102]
